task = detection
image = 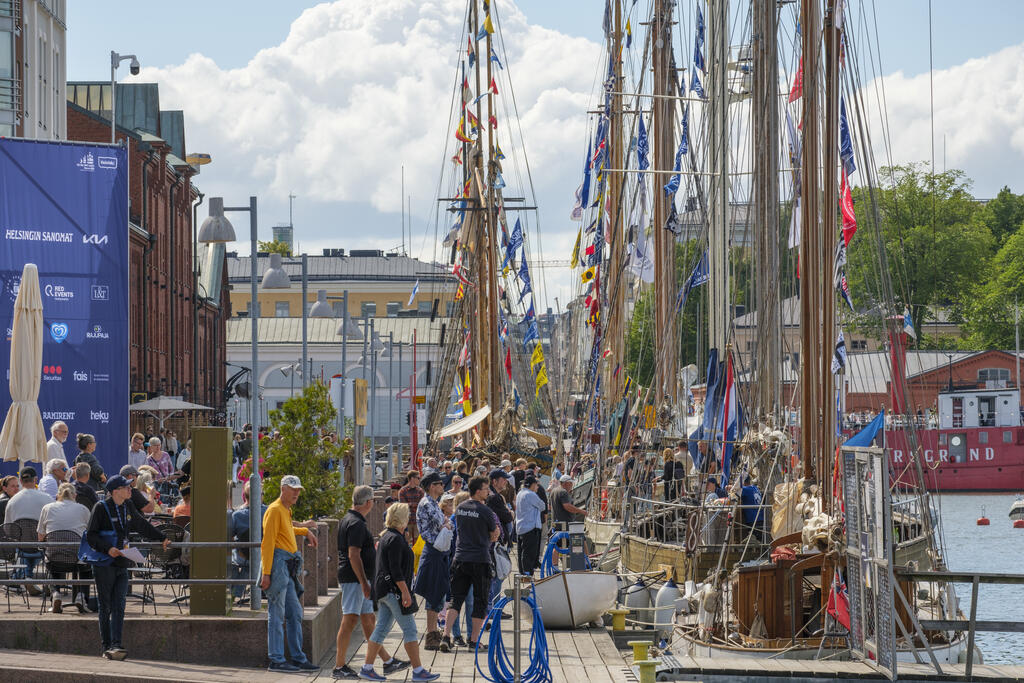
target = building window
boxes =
[361,302,376,318]
[851,340,868,351]
[386,302,400,317]
[446,302,454,316]
[977,368,1009,383]
[417,301,432,316]
[275,301,290,317]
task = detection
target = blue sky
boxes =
[65,1,1024,305]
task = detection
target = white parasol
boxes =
[0,263,46,465]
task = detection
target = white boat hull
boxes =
[532,570,618,629]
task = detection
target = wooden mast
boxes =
[820,1,840,505]
[708,0,730,361]
[607,0,626,406]
[753,0,780,423]
[798,0,820,481]
[484,0,501,433]
[651,0,676,404]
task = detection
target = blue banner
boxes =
[0,139,129,478]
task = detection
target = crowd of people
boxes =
[327,453,587,680]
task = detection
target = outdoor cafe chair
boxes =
[152,523,188,613]
[0,523,29,611]
[40,530,84,614]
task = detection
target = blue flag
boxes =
[694,5,706,71]
[502,218,523,269]
[518,257,532,302]
[845,412,884,447]
[522,320,539,348]
[580,140,592,209]
[839,96,856,177]
[690,71,705,99]
[637,115,650,171]
[663,107,689,196]
[676,250,709,312]
[490,49,503,70]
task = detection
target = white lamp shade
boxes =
[261,252,291,289]
[198,197,236,243]
[336,311,364,340]
[309,289,334,318]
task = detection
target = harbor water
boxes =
[934,492,1024,664]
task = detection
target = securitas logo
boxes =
[43,365,63,381]
[73,370,89,382]
[43,411,75,421]
[44,284,74,302]
[86,324,109,340]
[49,322,69,343]
[76,153,95,172]
[82,234,109,246]
[90,410,110,424]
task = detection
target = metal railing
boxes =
[895,569,1024,679]
[623,496,770,551]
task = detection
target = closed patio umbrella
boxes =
[0,263,46,465]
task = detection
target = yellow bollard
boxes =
[635,659,660,683]
[608,608,629,631]
[627,640,652,664]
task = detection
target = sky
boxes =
[67,0,1024,308]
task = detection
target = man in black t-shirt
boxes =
[551,475,586,525]
[118,466,155,514]
[439,476,499,653]
[333,485,399,678]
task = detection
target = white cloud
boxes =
[863,42,1024,197]
[132,0,598,306]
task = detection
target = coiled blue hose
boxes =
[474,593,552,683]
[539,531,591,578]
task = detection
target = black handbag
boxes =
[399,593,419,615]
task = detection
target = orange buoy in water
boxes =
[977,517,990,525]
[1013,520,1024,529]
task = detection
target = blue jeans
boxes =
[451,590,473,638]
[370,592,419,644]
[266,549,308,665]
[16,550,42,580]
[488,574,503,608]
[93,564,129,650]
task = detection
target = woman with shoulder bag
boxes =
[358,503,439,682]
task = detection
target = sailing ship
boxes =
[559,0,976,669]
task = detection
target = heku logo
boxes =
[44,284,74,302]
[49,322,69,343]
[43,411,75,421]
[86,324,109,340]
[90,410,110,424]
[82,234,109,245]
[43,365,63,381]
[76,153,95,172]
[73,370,89,382]
[91,285,109,301]
[97,157,118,170]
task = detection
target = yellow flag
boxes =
[530,343,544,369]
[534,363,548,397]
[463,371,472,416]
[570,228,581,268]
[455,282,465,301]
[484,14,494,34]
[581,266,596,284]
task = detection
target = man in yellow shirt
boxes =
[260,475,320,673]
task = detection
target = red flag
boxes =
[489,77,499,95]
[488,115,498,129]
[504,347,512,379]
[826,569,851,629]
[840,172,857,246]
[789,57,803,102]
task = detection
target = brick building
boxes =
[66,85,229,430]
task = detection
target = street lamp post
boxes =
[198,196,263,609]
[109,51,140,144]
[387,333,394,482]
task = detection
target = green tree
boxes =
[846,163,994,339]
[963,223,1024,348]
[259,239,292,257]
[261,380,351,519]
[979,186,1024,246]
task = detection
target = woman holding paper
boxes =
[83,475,170,660]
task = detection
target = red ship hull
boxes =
[886,427,1024,491]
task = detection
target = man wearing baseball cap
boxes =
[260,475,319,673]
[84,475,169,660]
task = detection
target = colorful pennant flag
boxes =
[489,77,499,95]
[467,37,475,68]
[625,19,632,49]
[831,330,848,375]
[581,266,596,284]
[534,363,548,397]
[789,57,804,102]
[570,229,581,268]
[839,96,856,176]
[407,279,419,307]
[504,347,512,379]
[840,173,857,246]
[530,343,544,369]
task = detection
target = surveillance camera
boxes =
[130,59,140,76]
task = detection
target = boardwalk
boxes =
[0,594,634,682]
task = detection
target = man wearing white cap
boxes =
[260,475,320,673]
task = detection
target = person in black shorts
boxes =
[438,476,499,652]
